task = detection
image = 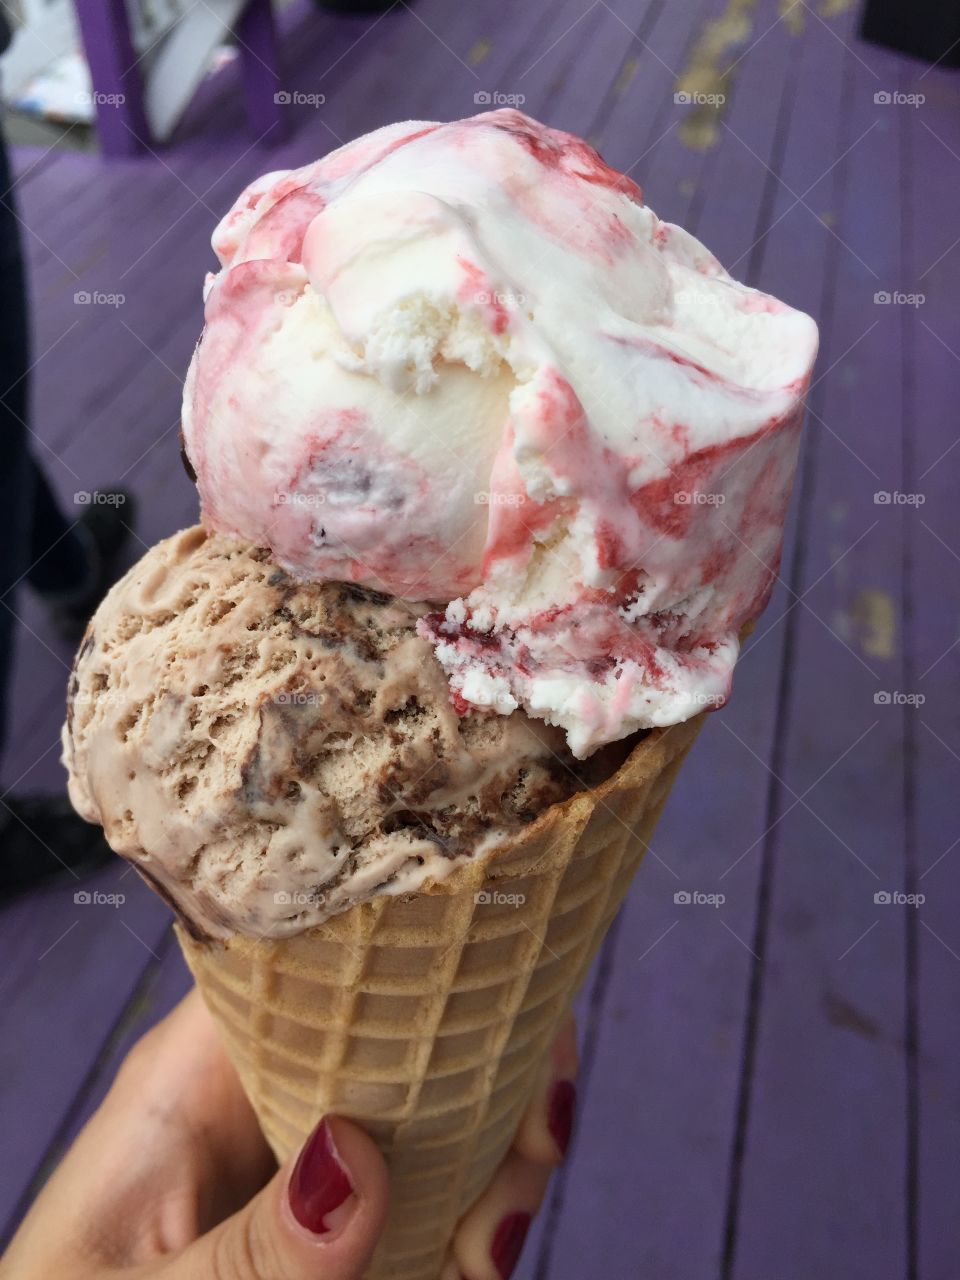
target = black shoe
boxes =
[48,487,137,643]
[313,0,401,12]
[0,795,114,901]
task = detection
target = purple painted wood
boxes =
[235,0,289,144]
[50,934,193,1157]
[7,146,63,193]
[731,30,914,1280]
[902,62,960,1280]
[597,0,724,234]
[6,933,192,1219]
[0,866,172,1239]
[73,0,150,158]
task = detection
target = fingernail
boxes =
[491,1211,531,1279]
[288,1117,354,1234]
[548,1079,577,1158]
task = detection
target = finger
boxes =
[451,1150,551,1280]
[511,1015,579,1165]
[173,1115,389,1280]
[109,987,275,1217]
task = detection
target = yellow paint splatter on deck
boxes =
[779,0,805,36]
[467,37,493,67]
[849,589,897,659]
[674,0,758,151]
[613,56,640,98]
[674,0,853,151]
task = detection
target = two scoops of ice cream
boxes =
[64,109,817,943]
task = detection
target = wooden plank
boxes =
[2,932,191,1240]
[8,146,63,192]
[731,29,913,1280]
[592,0,718,222]
[0,866,172,1240]
[46,932,192,1156]
[902,60,960,1280]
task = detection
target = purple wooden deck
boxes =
[2,1,959,1275]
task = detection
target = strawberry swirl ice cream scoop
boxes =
[182,109,818,757]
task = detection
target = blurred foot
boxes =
[0,795,113,901]
[45,488,137,643]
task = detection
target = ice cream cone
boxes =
[177,713,703,1280]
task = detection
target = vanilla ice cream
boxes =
[182,109,818,755]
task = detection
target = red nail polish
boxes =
[288,1117,353,1234]
[491,1211,531,1279]
[548,1079,577,1158]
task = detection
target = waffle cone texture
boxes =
[177,713,704,1279]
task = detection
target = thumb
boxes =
[173,1116,389,1280]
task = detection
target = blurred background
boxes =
[0,0,957,1276]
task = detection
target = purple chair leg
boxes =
[235,0,289,145]
[73,0,151,157]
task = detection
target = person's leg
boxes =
[0,126,117,894]
[0,123,36,766]
[0,130,134,647]
[24,463,90,598]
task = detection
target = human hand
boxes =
[1,988,578,1280]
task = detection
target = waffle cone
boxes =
[177,713,704,1279]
